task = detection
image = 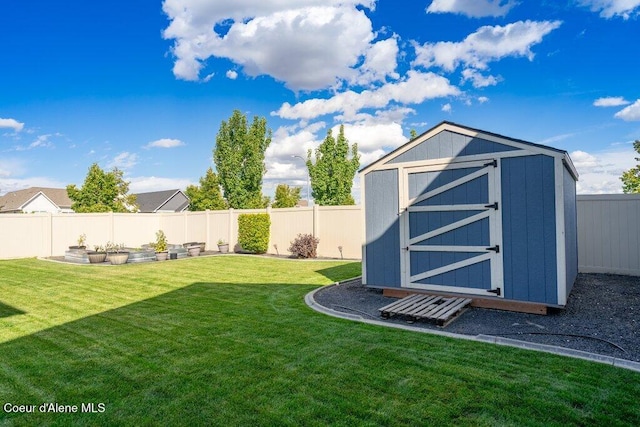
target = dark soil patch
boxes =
[314,273,640,362]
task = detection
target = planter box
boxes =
[109,252,129,265]
[183,242,206,252]
[187,246,201,257]
[64,250,90,264]
[168,245,188,259]
[156,251,169,261]
[127,250,156,263]
[87,252,107,264]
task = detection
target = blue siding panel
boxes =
[501,155,558,304]
[365,170,401,288]
[563,165,578,298]
[388,130,518,164]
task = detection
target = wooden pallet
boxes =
[379,294,472,327]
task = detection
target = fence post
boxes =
[313,204,320,238]
[228,208,234,247]
[206,210,210,251]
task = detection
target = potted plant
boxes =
[153,230,169,261]
[87,245,107,264]
[217,239,229,254]
[69,233,87,251]
[105,242,129,265]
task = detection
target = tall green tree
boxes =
[410,129,418,139]
[272,184,301,208]
[306,125,360,205]
[213,110,272,209]
[185,167,227,211]
[621,140,640,193]
[67,163,137,212]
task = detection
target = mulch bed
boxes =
[314,273,640,362]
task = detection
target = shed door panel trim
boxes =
[401,159,503,296]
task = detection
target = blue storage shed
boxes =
[360,121,578,310]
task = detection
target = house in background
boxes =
[0,187,74,214]
[134,189,190,213]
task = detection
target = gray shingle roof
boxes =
[134,189,189,212]
[0,187,73,212]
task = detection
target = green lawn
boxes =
[0,256,638,426]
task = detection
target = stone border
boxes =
[305,282,640,373]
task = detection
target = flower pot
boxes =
[109,252,129,265]
[156,251,169,261]
[87,252,107,264]
[187,246,201,257]
[218,243,229,254]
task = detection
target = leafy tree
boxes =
[410,128,418,139]
[213,110,272,209]
[621,140,640,193]
[272,184,301,208]
[185,168,227,211]
[306,125,360,205]
[67,163,137,212]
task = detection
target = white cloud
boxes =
[145,138,185,149]
[340,121,407,153]
[0,118,25,133]
[578,0,640,19]
[442,103,452,113]
[571,148,636,194]
[0,176,67,195]
[162,0,392,90]
[478,96,489,103]
[351,37,400,86]
[593,96,630,107]
[128,176,195,193]
[614,99,640,121]
[274,71,460,120]
[413,20,562,72]
[461,68,501,88]
[264,120,406,184]
[226,70,238,79]
[13,134,57,151]
[426,0,517,17]
[107,152,138,170]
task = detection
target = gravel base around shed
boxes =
[314,273,640,362]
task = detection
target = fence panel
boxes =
[577,194,640,276]
[268,207,314,256]
[2,196,640,276]
[316,206,363,259]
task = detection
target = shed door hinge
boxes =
[484,159,497,168]
[402,246,409,251]
[485,245,500,253]
[484,202,499,210]
[487,288,501,296]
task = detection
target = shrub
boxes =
[288,234,319,259]
[153,230,168,253]
[238,214,270,254]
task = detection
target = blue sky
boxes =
[1,0,639,199]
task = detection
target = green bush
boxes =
[238,214,270,254]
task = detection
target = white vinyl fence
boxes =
[1,196,639,277]
[577,194,640,276]
[0,206,362,260]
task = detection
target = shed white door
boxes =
[401,159,503,297]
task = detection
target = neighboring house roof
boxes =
[134,189,190,213]
[0,187,73,213]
